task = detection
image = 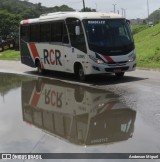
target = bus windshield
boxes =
[83,19,134,56]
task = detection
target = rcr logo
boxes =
[43,49,62,66]
[45,89,63,108]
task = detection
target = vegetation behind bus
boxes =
[0,1,75,39]
[134,23,160,68]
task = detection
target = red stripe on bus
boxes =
[29,43,44,69]
[103,55,114,63]
[105,102,116,111]
[31,84,44,107]
[31,92,40,107]
[29,43,39,59]
[23,20,29,24]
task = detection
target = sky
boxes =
[26,0,160,19]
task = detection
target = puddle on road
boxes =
[0,72,160,154]
[22,78,136,146]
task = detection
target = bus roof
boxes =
[20,12,123,25]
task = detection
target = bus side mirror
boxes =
[126,20,132,32]
[126,20,130,25]
[75,26,80,36]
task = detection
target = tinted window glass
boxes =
[20,25,29,42]
[83,19,134,56]
[63,23,69,44]
[40,23,51,42]
[51,21,69,44]
[30,24,40,42]
[66,18,87,53]
[51,22,62,42]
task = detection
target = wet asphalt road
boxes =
[0,60,160,162]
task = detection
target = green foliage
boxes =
[0,0,74,19]
[132,25,149,35]
[0,10,21,37]
[81,7,96,12]
[48,5,75,13]
[148,9,160,24]
[0,0,74,37]
[0,50,20,60]
[134,23,160,68]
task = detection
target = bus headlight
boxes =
[97,103,105,109]
[97,59,104,64]
[89,55,104,64]
[128,54,136,62]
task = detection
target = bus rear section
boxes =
[20,12,136,80]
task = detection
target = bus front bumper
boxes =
[86,61,136,75]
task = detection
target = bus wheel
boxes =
[115,72,125,78]
[78,65,86,81]
[37,61,44,74]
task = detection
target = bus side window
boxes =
[30,24,40,42]
[63,22,69,44]
[20,25,29,42]
[66,18,87,53]
[51,22,63,42]
[51,21,69,44]
[40,23,51,42]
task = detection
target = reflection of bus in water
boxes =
[22,78,136,145]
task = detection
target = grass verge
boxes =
[0,50,20,60]
[134,23,160,68]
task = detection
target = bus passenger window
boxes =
[40,23,51,42]
[63,23,69,44]
[51,22,63,42]
[20,25,29,42]
[66,18,87,53]
[30,24,40,42]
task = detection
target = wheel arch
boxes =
[35,57,41,67]
[74,62,85,75]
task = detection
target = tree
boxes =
[0,0,75,37]
[80,7,96,12]
[0,10,21,37]
[148,9,160,24]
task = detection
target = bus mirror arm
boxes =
[75,26,80,36]
[126,20,130,25]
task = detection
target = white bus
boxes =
[20,12,136,81]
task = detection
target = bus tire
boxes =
[77,65,86,81]
[37,60,44,75]
[115,72,125,78]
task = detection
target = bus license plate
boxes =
[114,69,122,73]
